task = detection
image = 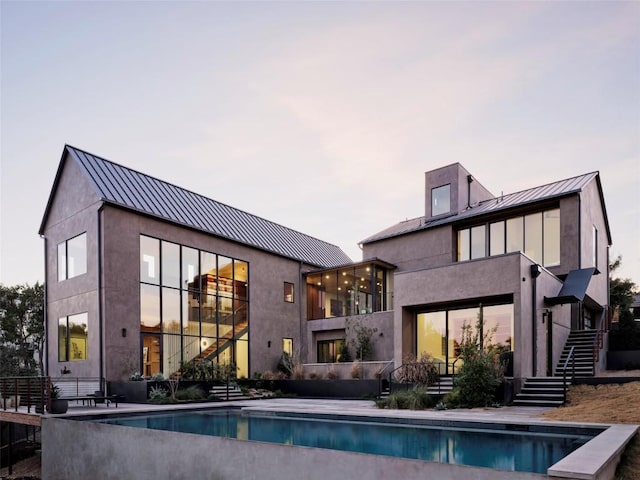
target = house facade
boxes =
[41,147,611,393]
[40,146,351,382]
[358,163,610,384]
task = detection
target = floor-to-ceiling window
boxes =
[416,302,514,375]
[305,260,393,320]
[139,235,250,378]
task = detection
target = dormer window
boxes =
[432,184,451,216]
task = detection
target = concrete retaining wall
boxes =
[42,416,542,480]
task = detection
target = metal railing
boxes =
[561,346,576,402]
[592,307,609,366]
[0,376,50,413]
[388,359,453,395]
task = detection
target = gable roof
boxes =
[362,171,611,245]
[40,145,352,268]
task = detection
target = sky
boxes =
[1,1,639,287]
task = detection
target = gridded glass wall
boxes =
[457,208,560,267]
[306,262,390,320]
[416,303,513,375]
[139,235,250,378]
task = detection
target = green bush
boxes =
[175,385,206,401]
[450,320,504,408]
[609,310,640,351]
[376,387,434,410]
[148,385,170,403]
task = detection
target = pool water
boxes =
[92,409,594,474]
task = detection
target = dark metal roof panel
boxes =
[362,172,598,244]
[65,145,351,267]
[545,268,595,305]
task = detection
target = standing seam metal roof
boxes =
[60,145,352,268]
[361,171,600,244]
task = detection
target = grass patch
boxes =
[541,382,640,480]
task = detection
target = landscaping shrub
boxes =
[148,385,175,403]
[395,353,439,386]
[448,319,505,408]
[175,385,206,401]
[325,366,339,379]
[277,352,295,377]
[376,387,434,410]
[350,361,362,379]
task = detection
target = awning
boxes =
[544,267,595,305]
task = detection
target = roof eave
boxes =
[38,145,73,235]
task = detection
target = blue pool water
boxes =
[91,409,595,474]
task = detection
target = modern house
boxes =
[40,146,611,401]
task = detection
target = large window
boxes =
[57,233,87,281]
[457,208,560,267]
[317,339,345,363]
[306,261,392,320]
[139,235,250,378]
[432,184,451,216]
[416,302,513,375]
[58,312,88,362]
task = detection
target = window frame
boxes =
[139,234,251,378]
[431,184,451,217]
[58,312,89,362]
[456,207,560,267]
[57,232,87,281]
[284,282,295,303]
[282,338,293,356]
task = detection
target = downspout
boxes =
[42,236,48,378]
[299,261,304,360]
[578,196,582,269]
[467,175,474,209]
[98,206,104,391]
[530,264,542,377]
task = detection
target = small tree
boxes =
[608,256,640,351]
[346,317,378,361]
[450,317,505,408]
[0,283,45,376]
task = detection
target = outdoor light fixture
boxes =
[121,328,127,337]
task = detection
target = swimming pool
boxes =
[90,408,598,474]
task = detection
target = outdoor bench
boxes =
[61,394,121,408]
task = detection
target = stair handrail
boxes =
[561,346,576,402]
[376,360,394,397]
[387,360,440,394]
[592,307,608,367]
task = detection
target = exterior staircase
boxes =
[381,376,454,399]
[426,376,454,396]
[553,330,598,377]
[512,377,566,407]
[513,329,598,407]
[209,384,248,401]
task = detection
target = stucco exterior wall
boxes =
[580,180,610,306]
[101,206,309,381]
[389,253,574,383]
[42,157,101,379]
[306,311,394,363]
[534,266,570,377]
[424,163,493,219]
[363,225,454,272]
[554,196,581,275]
